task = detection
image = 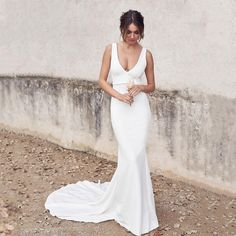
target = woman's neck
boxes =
[120,40,139,50]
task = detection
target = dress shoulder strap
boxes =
[110,43,118,71]
[142,47,147,57]
[142,47,147,65]
[111,43,116,59]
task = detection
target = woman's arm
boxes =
[128,49,156,96]
[98,44,133,105]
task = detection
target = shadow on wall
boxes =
[0,75,235,194]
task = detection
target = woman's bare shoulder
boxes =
[102,43,113,58]
[144,48,154,64]
[104,43,113,52]
[145,48,153,58]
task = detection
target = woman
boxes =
[45,9,160,236]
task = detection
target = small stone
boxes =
[5,224,14,231]
[174,223,180,228]
[186,230,198,234]
[0,208,8,218]
[164,226,171,231]
[0,199,4,207]
[0,224,5,232]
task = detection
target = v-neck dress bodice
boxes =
[44,42,159,236]
[110,42,147,85]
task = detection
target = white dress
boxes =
[45,42,159,236]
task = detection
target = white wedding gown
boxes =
[45,42,159,236]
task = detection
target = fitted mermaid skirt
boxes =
[45,83,159,235]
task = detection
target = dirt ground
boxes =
[0,128,235,236]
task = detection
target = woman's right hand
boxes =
[117,93,134,105]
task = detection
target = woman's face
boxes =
[123,23,140,44]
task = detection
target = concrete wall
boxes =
[0,76,235,194]
[0,0,235,97]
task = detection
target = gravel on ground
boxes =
[0,128,235,236]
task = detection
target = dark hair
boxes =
[120,10,144,41]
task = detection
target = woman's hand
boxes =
[128,85,142,97]
[117,93,134,105]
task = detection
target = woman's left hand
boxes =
[128,85,142,97]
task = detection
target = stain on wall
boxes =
[0,76,235,193]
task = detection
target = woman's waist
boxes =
[111,75,145,85]
[112,83,145,93]
[112,79,145,91]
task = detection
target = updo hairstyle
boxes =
[119,10,144,41]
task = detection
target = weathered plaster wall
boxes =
[0,76,235,194]
[0,0,235,98]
